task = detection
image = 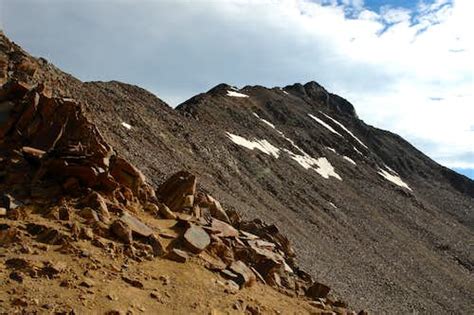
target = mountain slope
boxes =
[1,31,473,314]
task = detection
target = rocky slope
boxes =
[1,31,473,314]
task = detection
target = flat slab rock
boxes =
[120,212,154,237]
[210,219,239,238]
[184,225,210,253]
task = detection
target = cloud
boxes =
[1,0,473,173]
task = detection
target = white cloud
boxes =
[2,0,473,172]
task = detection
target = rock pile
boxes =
[0,80,366,314]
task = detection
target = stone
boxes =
[79,278,95,288]
[11,297,28,307]
[229,261,256,288]
[183,194,194,208]
[309,301,326,310]
[166,248,189,263]
[183,225,210,253]
[306,282,331,299]
[110,157,148,198]
[334,300,348,308]
[21,146,45,161]
[81,192,110,223]
[79,207,100,222]
[158,204,177,220]
[107,294,118,301]
[122,276,144,289]
[156,171,196,211]
[40,261,67,278]
[210,219,239,237]
[111,220,132,244]
[148,234,166,257]
[206,237,235,265]
[0,207,6,216]
[1,194,19,210]
[9,271,24,283]
[120,212,154,237]
[206,195,230,223]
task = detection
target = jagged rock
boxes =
[206,194,230,223]
[40,261,67,278]
[183,194,194,208]
[0,226,20,245]
[206,237,235,265]
[9,271,24,283]
[306,282,331,299]
[209,219,239,238]
[184,225,211,253]
[25,224,69,245]
[79,278,95,288]
[229,261,256,288]
[1,194,19,211]
[119,212,154,237]
[166,248,189,263]
[79,207,100,223]
[148,234,166,256]
[110,156,152,200]
[157,171,196,211]
[122,276,144,289]
[158,203,177,220]
[81,192,110,223]
[47,204,71,221]
[110,220,132,244]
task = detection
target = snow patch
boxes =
[226,132,280,158]
[121,122,132,130]
[284,150,342,180]
[326,147,337,154]
[353,146,363,155]
[308,114,342,136]
[227,90,249,98]
[320,112,368,149]
[329,202,337,209]
[279,87,289,95]
[378,169,411,190]
[343,156,357,165]
[253,113,276,129]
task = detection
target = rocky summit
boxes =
[0,31,473,314]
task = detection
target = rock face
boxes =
[0,31,472,314]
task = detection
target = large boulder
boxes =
[156,171,196,211]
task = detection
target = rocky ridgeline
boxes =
[0,80,368,314]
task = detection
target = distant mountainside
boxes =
[1,31,473,314]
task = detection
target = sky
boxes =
[0,0,473,179]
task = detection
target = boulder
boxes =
[167,248,189,263]
[210,219,239,238]
[110,220,132,244]
[81,192,110,223]
[229,260,256,288]
[207,195,230,223]
[157,171,196,211]
[184,225,210,253]
[306,282,331,299]
[159,203,177,220]
[119,212,154,238]
[79,208,100,223]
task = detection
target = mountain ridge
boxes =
[1,31,473,313]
